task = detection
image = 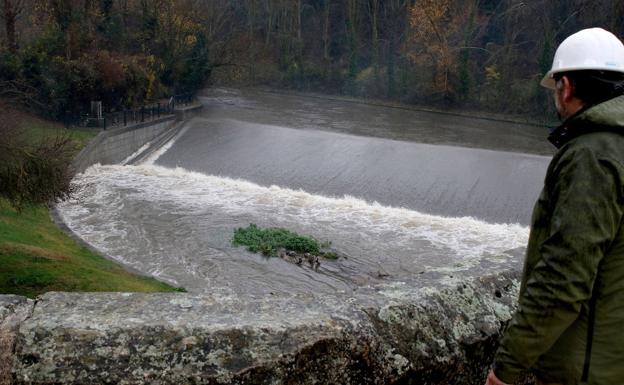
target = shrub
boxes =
[354,66,388,98]
[0,106,78,210]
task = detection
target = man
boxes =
[485,28,624,385]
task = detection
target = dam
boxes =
[6,89,554,384]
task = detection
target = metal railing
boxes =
[101,102,173,130]
[74,93,196,130]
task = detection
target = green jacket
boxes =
[494,95,624,385]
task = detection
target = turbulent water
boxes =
[57,89,553,295]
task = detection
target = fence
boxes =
[101,102,172,130]
[74,93,195,130]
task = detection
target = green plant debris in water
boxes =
[233,224,338,260]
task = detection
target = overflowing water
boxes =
[57,89,553,295]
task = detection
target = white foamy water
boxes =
[57,163,528,295]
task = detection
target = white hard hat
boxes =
[541,28,624,89]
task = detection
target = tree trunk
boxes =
[612,0,624,36]
[296,0,301,40]
[265,0,272,47]
[385,0,408,97]
[247,0,255,81]
[2,0,19,52]
[387,36,396,97]
[369,0,379,84]
[323,0,330,61]
[346,0,358,89]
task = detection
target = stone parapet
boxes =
[5,272,519,385]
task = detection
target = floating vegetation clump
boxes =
[232,224,338,261]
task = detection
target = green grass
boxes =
[0,111,182,298]
[232,224,338,260]
[14,111,96,150]
[0,198,181,298]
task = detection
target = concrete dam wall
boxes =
[71,105,203,174]
[1,89,553,384]
[71,116,177,173]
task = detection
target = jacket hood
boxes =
[548,95,624,148]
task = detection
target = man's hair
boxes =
[554,70,624,106]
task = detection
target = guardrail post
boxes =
[141,106,145,122]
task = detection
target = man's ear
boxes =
[560,76,575,102]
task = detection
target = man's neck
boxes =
[562,99,585,120]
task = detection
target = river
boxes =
[57,88,553,295]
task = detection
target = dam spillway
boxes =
[10,88,556,384]
[156,115,548,225]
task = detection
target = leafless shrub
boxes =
[0,80,46,111]
[0,104,78,210]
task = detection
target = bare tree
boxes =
[367,0,379,81]
[0,80,46,110]
[322,0,330,62]
[383,0,409,96]
[1,0,23,52]
[264,0,273,46]
[295,0,301,40]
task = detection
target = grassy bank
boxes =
[0,109,181,298]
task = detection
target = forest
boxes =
[1,0,623,120]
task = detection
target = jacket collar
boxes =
[548,95,624,149]
[547,107,590,149]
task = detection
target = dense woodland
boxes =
[1,0,623,120]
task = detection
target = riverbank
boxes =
[0,109,182,298]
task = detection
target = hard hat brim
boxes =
[540,66,624,90]
[541,73,557,90]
